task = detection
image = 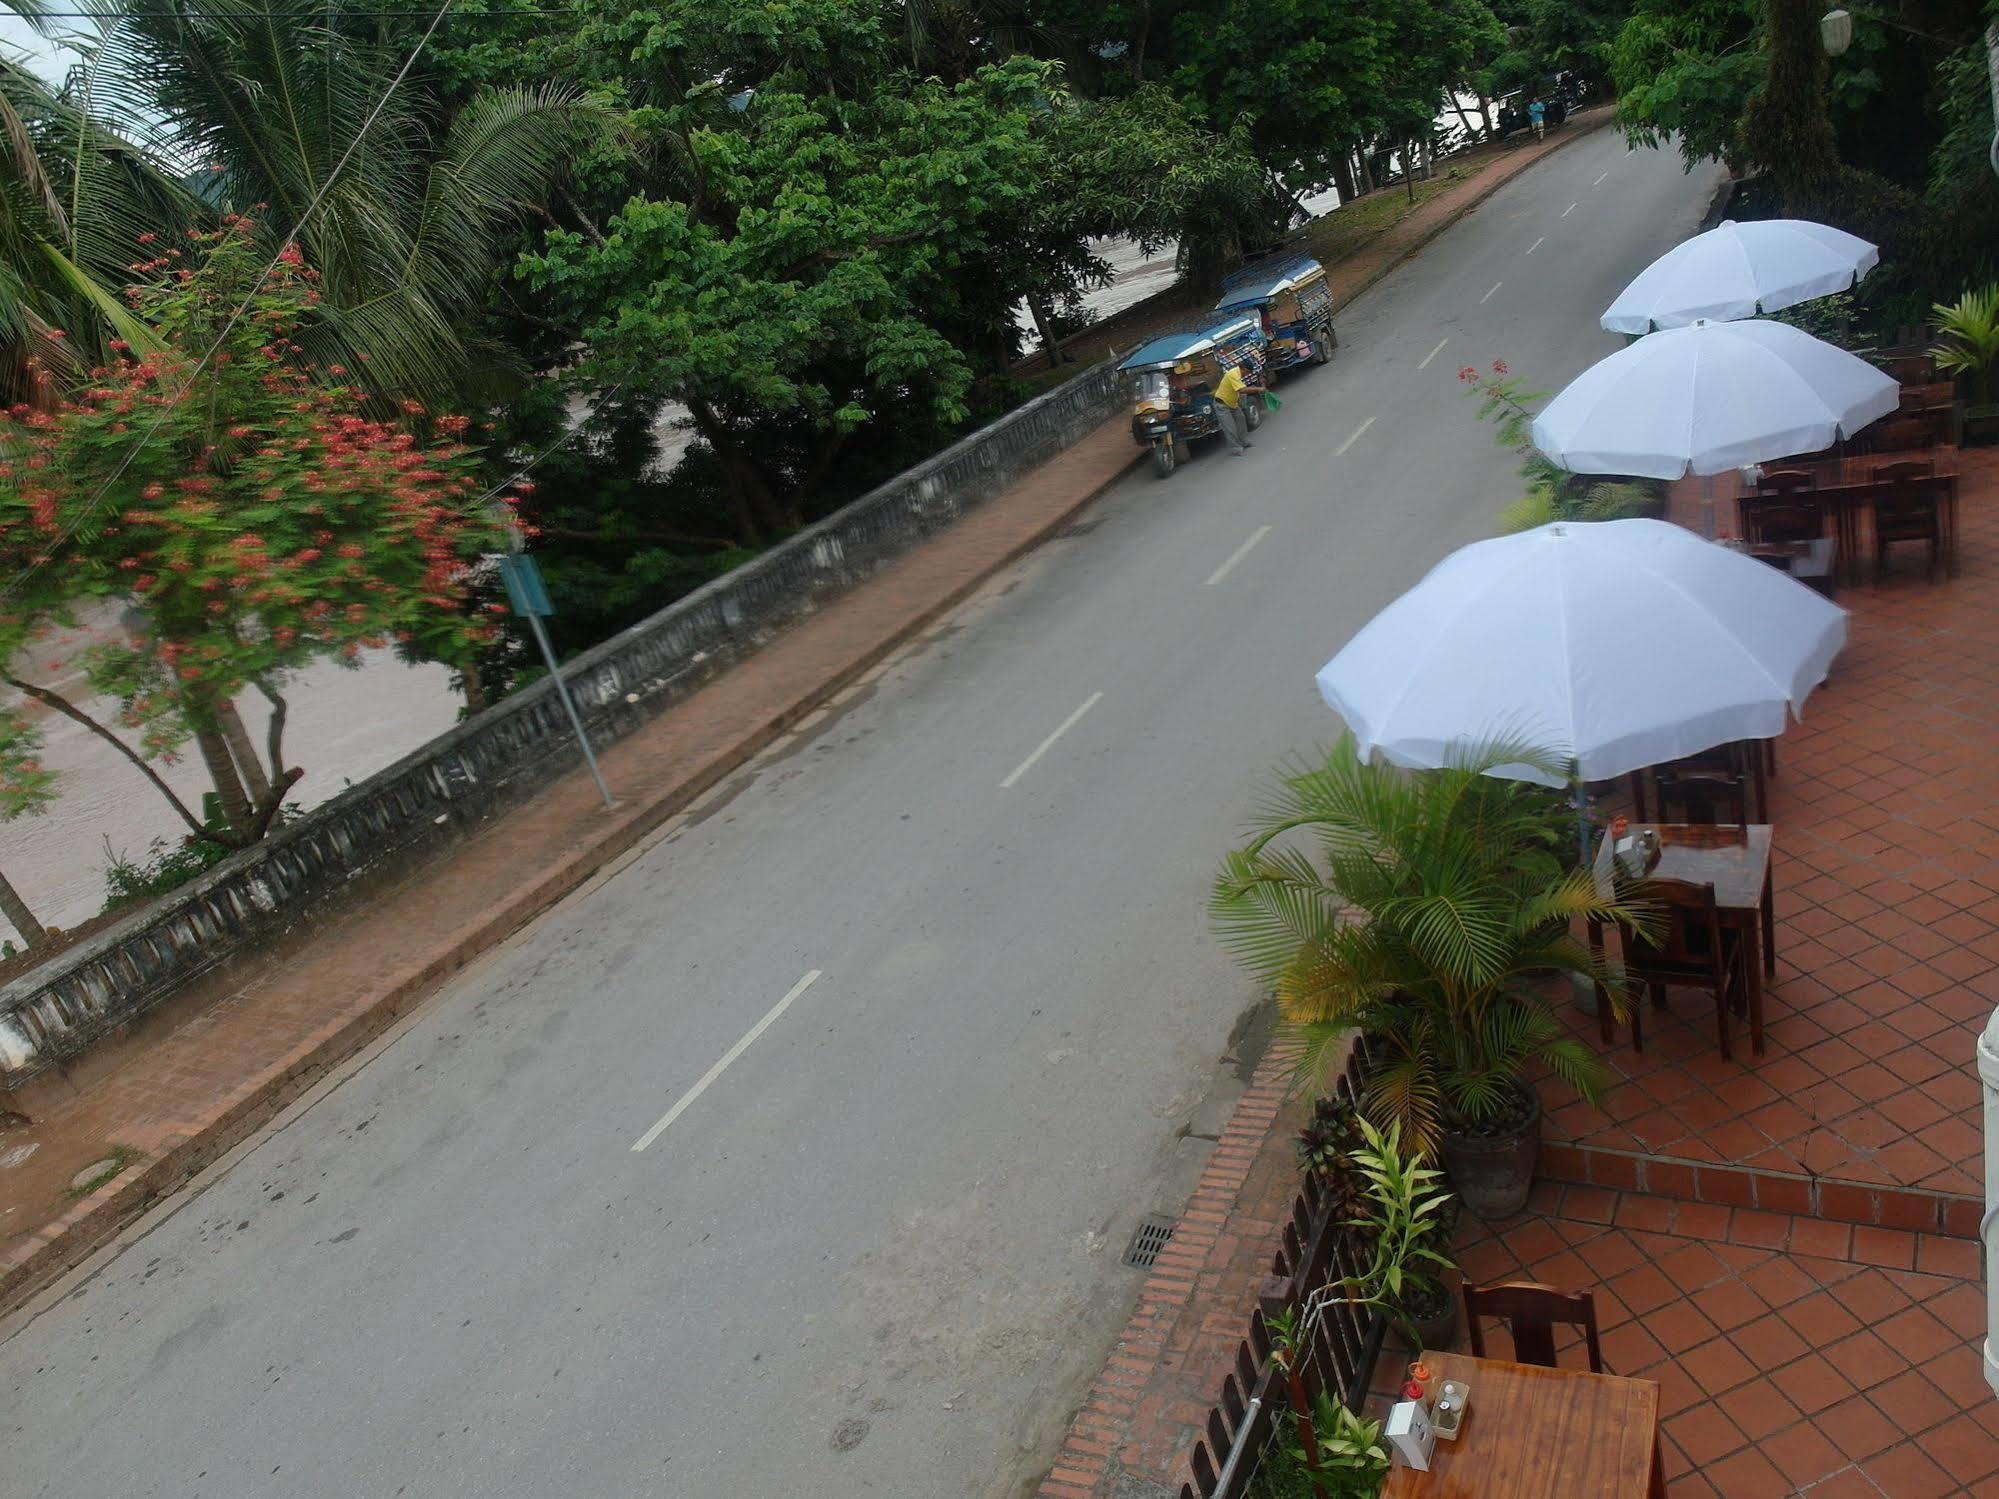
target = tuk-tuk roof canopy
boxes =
[1214,253,1325,311]
[1117,312,1263,371]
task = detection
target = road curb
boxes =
[0,440,1142,1320]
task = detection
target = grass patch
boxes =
[1298,170,1467,267]
[65,1143,144,1199]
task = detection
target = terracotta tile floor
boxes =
[1455,1184,1996,1496]
[1543,451,1999,1204]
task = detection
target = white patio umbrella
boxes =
[1316,520,1846,784]
[1601,220,1878,335]
[1532,319,1900,481]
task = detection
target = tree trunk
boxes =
[1405,141,1417,201]
[1453,100,1485,143]
[1330,151,1357,205]
[193,724,253,840]
[459,665,491,717]
[1741,0,1843,213]
[1027,293,1063,371]
[0,867,47,947]
[1357,147,1376,194]
[217,699,271,803]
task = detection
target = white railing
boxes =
[1980,1007,1999,1399]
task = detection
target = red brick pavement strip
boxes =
[0,421,1142,1317]
[1033,1041,1327,1499]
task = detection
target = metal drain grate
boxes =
[1122,1216,1177,1269]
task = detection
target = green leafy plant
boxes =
[1930,284,1999,405]
[1251,1390,1391,1499]
[1213,735,1655,1154]
[1335,1119,1463,1351]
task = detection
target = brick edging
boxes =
[1034,1042,1306,1499]
[1541,1142,1982,1239]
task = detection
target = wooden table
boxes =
[1381,1353,1664,1498]
[1748,449,1960,581]
[1592,823,1776,1056]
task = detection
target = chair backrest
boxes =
[1628,877,1726,974]
[1463,1281,1603,1372]
[1869,415,1939,451]
[1739,498,1822,544]
[1871,459,1934,484]
[1756,469,1815,496]
[1654,771,1749,828]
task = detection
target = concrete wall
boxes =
[0,360,1125,1087]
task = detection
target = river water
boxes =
[2,617,459,947]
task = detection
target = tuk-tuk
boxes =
[1213,254,1337,375]
[1116,313,1270,479]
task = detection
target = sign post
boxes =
[497,553,614,810]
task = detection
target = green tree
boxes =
[85,0,608,407]
[522,31,1063,543]
[0,51,191,403]
[0,221,512,847]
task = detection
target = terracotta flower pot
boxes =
[1440,1080,1542,1220]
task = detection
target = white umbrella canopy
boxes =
[1316,520,1847,784]
[1532,319,1899,480]
[1601,219,1879,335]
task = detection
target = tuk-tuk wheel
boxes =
[1313,334,1334,365]
[1150,441,1177,479]
[1243,400,1263,432]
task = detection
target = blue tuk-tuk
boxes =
[1115,312,1270,479]
[1213,254,1337,376]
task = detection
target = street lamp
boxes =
[1820,8,1854,56]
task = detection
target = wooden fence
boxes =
[1178,1048,1388,1499]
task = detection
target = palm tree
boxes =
[87,0,611,406]
[0,48,190,402]
[1212,735,1655,1156]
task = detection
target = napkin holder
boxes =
[1385,1399,1435,1470]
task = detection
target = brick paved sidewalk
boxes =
[1538,451,1999,1238]
[0,422,1141,1313]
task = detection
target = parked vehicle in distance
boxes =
[1213,253,1338,377]
[1495,75,1586,138]
[1116,312,1270,479]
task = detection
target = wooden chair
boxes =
[1738,495,1825,545]
[1623,878,1759,1059]
[1865,414,1942,452]
[1463,1281,1604,1372]
[1871,463,1944,581]
[1651,768,1750,828]
[1631,741,1768,822]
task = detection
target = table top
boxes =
[1380,1353,1659,1498]
[1598,823,1773,911]
[1738,537,1834,575]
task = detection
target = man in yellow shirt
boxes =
[1212,359,1266,456]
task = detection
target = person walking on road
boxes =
[1212,359,1266,457]
[1528,97,1546,140]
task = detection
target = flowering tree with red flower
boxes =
[0,219,513,854]
[1459,358,1658,534]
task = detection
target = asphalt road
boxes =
[0,129,1726,1499]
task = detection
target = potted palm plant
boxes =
[1213,735,1652,1218]
[1931,285,1999,444]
